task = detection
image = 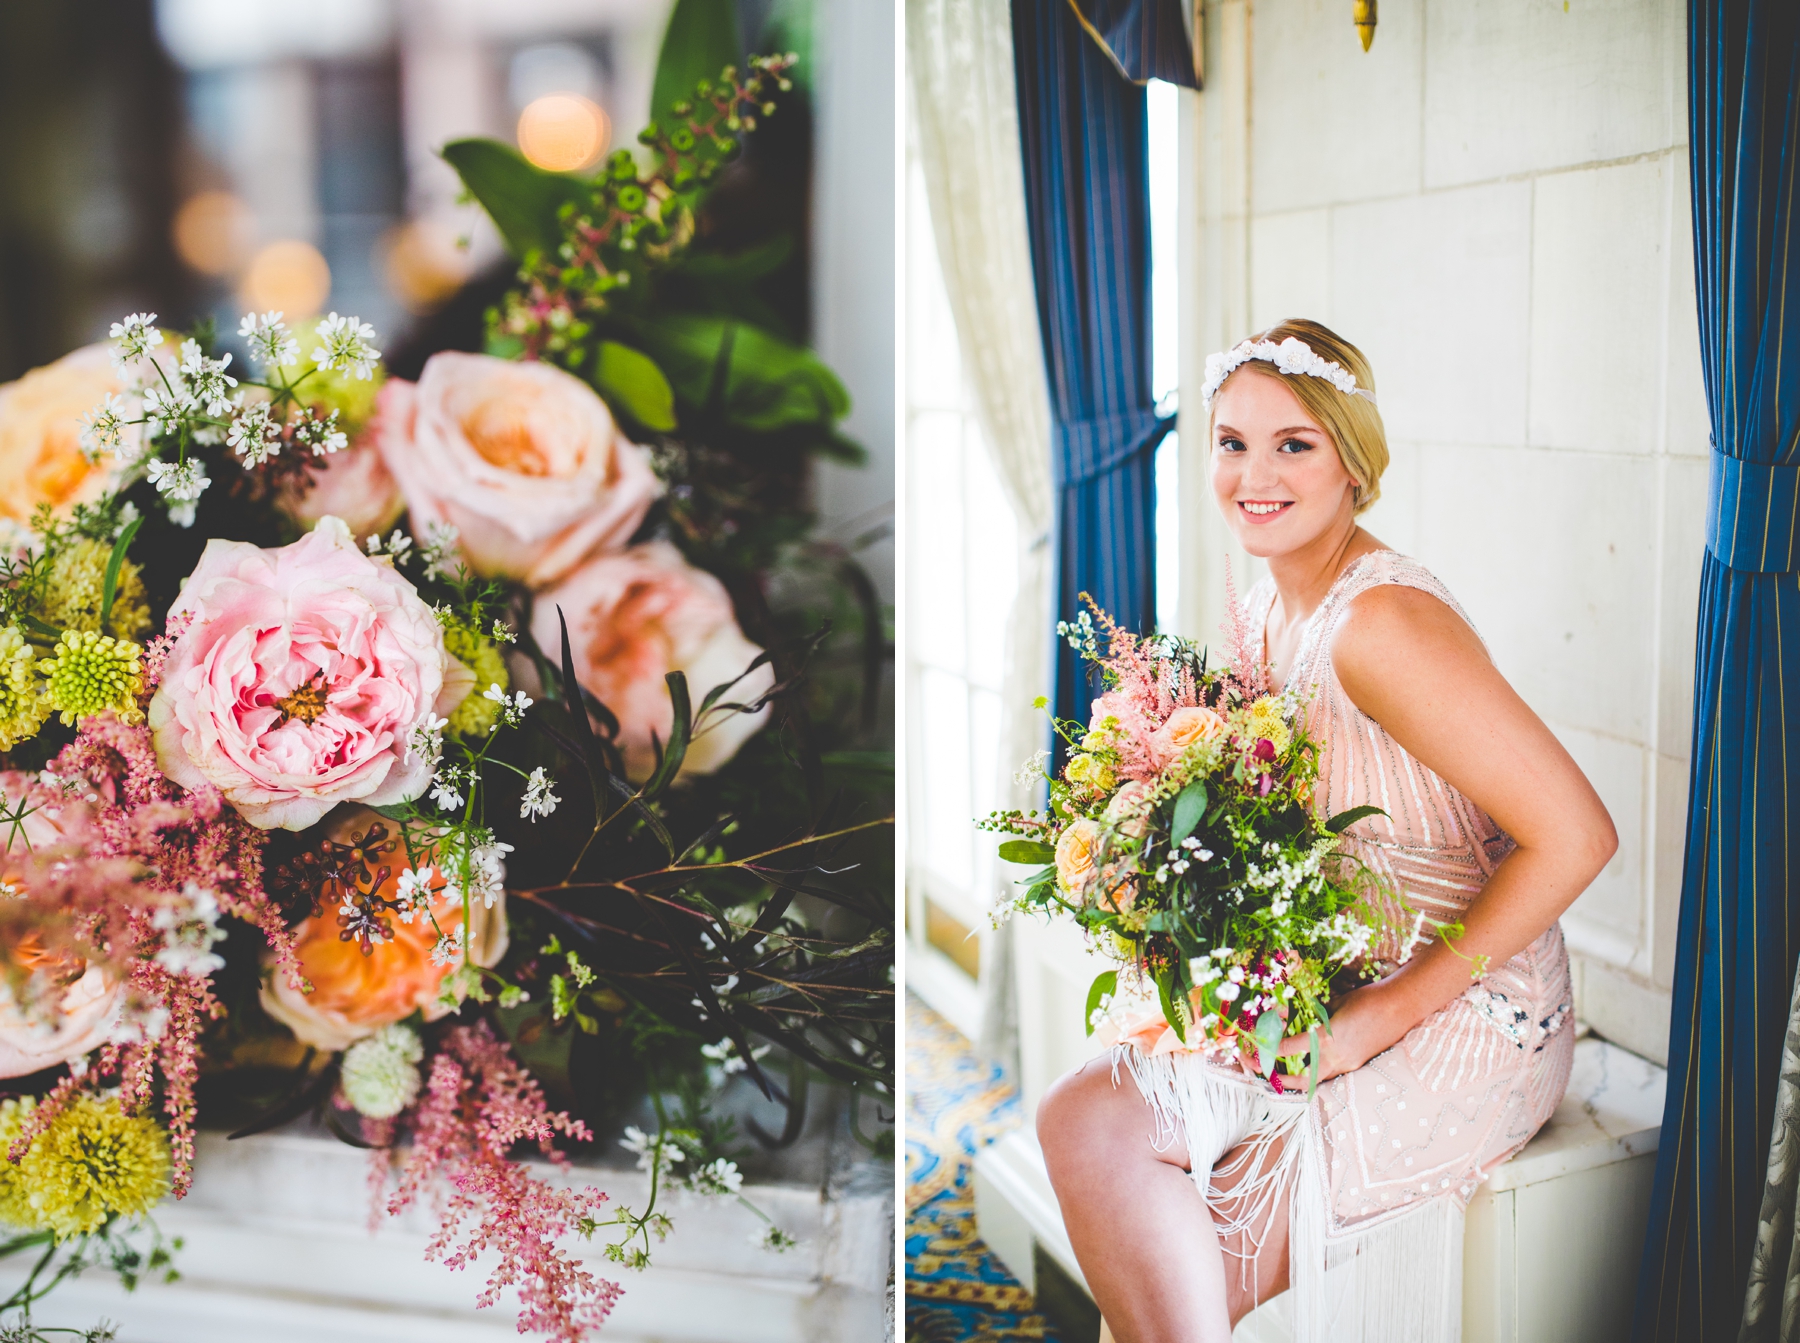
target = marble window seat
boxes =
[0,1126,894,1343]
[972,1034,1665,1343]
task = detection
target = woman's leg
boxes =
[1037,1056,1292,1343]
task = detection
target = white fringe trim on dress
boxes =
[1113,1045,1465,1343]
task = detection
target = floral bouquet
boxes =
[0,9,892,1342]
[983,594,1398,1093]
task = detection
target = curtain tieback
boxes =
[1052,408,1174,486]
[1706,450,1800,573]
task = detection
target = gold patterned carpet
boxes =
[904,993,1062,1341]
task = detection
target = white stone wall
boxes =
[1174,0,1701,1064]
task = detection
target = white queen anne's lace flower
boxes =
[311,312,382,380]
[152,883,226,978]
[109,312,163,368]
[520,766,560,820]
[226,398,282,467]
[1200,335,1375,406]
[239,310,299,369]
[79,395,130,461]
[145,456,211,503]
[178,339,238,415]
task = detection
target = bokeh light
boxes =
[239,239,331,318]
[171,190,254,276]
[378,218,472,314]
[516,93,609,172]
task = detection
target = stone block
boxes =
[1248,0,1423,214]
[1422,0,1677,188]
[1663,173,1711,457]
[1650,750,1688,992]
[1332,183,1532,449]
[1528,155,1675,454]
[1416,444,1658,744]
[1361,437,1422,558]
[1656,454,1707,754]
[1554,725,1647,957]
[1249,208,1332,332]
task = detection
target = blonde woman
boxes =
[1035,319,1617,1343]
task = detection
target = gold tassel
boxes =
[1353,0,1377,51]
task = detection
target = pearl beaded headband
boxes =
[1200,336,1378,407]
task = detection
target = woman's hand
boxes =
[1276,980,1418,1082]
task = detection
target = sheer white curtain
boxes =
[906,0,1053,1069]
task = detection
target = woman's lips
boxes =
[1237,500,1294,523]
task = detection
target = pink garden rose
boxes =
[278,437,404,538]
[375,353,660,588]
[148,517,473,831]
[530,541,775,779]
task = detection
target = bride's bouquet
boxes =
[983,593,1400,1092]
[0,20,891,1343]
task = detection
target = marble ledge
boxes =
[1483,1035,1665,1192]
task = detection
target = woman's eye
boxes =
[1278,438,1312,454]
[1218,437,1245,453]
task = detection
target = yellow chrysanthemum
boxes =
[39,629,143,726]
[1244,696,1292,756]
[1065,752,1115,792]
[40,537,151,641]
[442,620,507,737]
[0,1095,171,1239]
[0,624,50,750]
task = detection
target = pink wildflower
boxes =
[384,1022,622,1342]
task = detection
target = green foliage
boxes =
[593,341,677,431]
[651,0,743,128]
[439,139,586,262]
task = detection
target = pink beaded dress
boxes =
[1113,550,1575,1343]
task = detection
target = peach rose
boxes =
[1151,705,1226,763]
[530,541,775,779]
[375,354,660,588]
[278,437,404,538]
[1055,819,1101,894]
[1103,780,1152,839]
[0,344,124,526]
[148,517,474,831]
[259,811,509,1052]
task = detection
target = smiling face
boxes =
[1208,368,1360,561]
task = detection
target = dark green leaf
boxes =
[651,0,741,128]
[1170,780,1209,847]
[1325,804,1386,835]
[997,839,1056,866]
[628,314,850,429]
[440,138,586,261]
[99,514,143,633]
[1254,1009,1284,1079]
[641,672,692,798]
[1156,970,1186,1045]
[593,341,677,432]
[1084,969,1118,1037]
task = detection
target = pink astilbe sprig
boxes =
[1072,595,1203,785]
[1219,557,1272,701]
[51,713,302,990]
[385,1022,622,1342]
[3,714,295,1193]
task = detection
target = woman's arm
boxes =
[1281,582,1617,1079]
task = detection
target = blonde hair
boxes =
[1209,318,1389,515]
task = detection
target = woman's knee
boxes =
[1035,1058,1122,1163]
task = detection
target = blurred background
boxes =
[0,0,892,598]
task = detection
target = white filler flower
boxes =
[340,1022,425,1119]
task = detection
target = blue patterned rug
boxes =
[904,993,1062,1342]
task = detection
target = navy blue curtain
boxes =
[1634,5,1800,1339]
[1011,0,1193,749]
